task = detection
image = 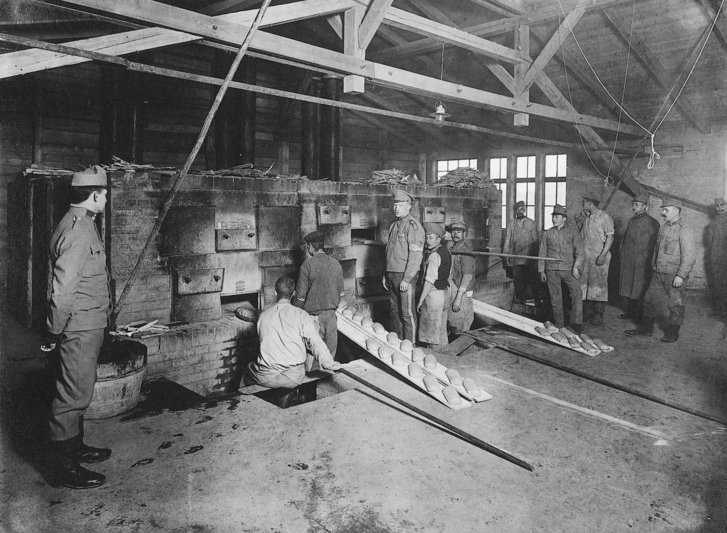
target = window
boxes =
[437,158,478,180]
[516,155,536,222]
[489,157,507,228]
[543,154,567,229]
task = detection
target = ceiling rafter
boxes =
[694,0,727,50]
[464,0,523,17]
[602,8,710,133]
[367,0,633,63]
[358,0,392,50]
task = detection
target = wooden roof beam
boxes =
[602,8,710,133]
[14,0,640,133]
[520,2,586,92]
[465,0,523,17]
[368,0,633,63]
[694,0,727,51]
[358,0,393,49]
[201,0,259,16]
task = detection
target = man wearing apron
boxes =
[417,223,451,348]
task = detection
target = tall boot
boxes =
[590,301,605,325]
[660,324,681,343]
[48,436,106,489]
[625,316,654,336]
[76,417,112,464]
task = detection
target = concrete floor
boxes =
[1,296,726,532]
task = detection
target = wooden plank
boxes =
[343,6,365,93]
[465,0,523,16]
[215,0,358,27]
[436,334,477,356]
[472,298,611,357]
[357,0,393,49]
[201,0,258,16]
[520,2,586,92]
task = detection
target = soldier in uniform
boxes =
[416,222,451,348]
[576,190,614,326]
[294,231,344,357]
[46,166,112,489]
[626,199,696,342]
[618,194,659,322]
[705,197,727,319]
[538,204,585,332]
[502,200,539,303]
[447,220,476,334]
[384,189,425,342]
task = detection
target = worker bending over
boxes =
[244,276,341,389]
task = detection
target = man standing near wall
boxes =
[384,189,425,341]
[538,204,584,332]
[447,220,476,334]
[294,231,344,357]
[46,166,112,489]
[502,200,539,303]
[618,194,660,322]
[417,223,451,348]
[577,191,614,326]
[704,197,727,319]
[626,199,696,342]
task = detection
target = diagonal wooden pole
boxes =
[110,0,272,325]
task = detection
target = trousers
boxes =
[546,270,583,327]
[643,272,686,325]
[49,328,104,442]
[314,309,338,358]
[386,271,418,341]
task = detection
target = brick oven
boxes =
[8,170,500,396]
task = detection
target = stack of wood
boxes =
[367,169,423,185]
[433,167,493,189]
[211,163,305,181]
[24,165,73,176]
[104,156,168,171]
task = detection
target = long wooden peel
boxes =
[339,368,534,472]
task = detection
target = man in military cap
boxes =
[416,222,451,347]
[294,231,344,357]
[626,199,696,342]
[447,219,476,333]
[618,194,659,322]
[46,165,112,489]
[576,189,614,325]
[705,196,727,319]
[384,189,425,341]
[538,204,585,332]
[502,200,539,303]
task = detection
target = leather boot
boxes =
[49,438,106,489]
[583,301,593,324]
[76,417,112,464]
[625,317,654,336]
[660,324,681,343]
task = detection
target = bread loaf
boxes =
[445,368,463,386]
[392,352,408,367]
[408,362,424,378]
[534,326,550,337]
[365,338,382,352]
[411,347,426,363]
[568,336,581,349]
[580,341,600,356]
[342,307,355,318]
[551,331,568,343]
[579,332,595,344]
[352,312,364,323]
[386,332,399,345]
[462,377,482,399]
[372,322,386,334]
[442,386,463,406]
[423,353,437,369]
[378,345,394,360]
[399,339,414,353]
[592,338,613,352]
[543,321,558,332]
[360,316,373,328]
[559,327,576,338]
[423,374,442,392]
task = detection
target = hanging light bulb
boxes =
[430,100,450,126]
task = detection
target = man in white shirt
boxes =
[243,276,341,389]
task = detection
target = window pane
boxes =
[545,155,556,177]
[527,183,535,202]
[558,154,567,177]
[499,183,507,202]
[544,211,554,230]
[490,158,500,180]
[501,205,507,228]
[470,159,478,169]
[544,182,557,205]
[527,206,535,220]
[516,156,528,178]
[516,182,527,203]
[557,181,567,203]
[437,161,448,171]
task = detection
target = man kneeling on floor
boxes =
[243,276,342,390]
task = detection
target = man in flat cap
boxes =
[416,222,451,347]
[618,194,659,322]
[447,220,476,334]
[576,189,614,325]
[46,165,112,489]
[384,189,425,341]
[705,196,727,319]
[294,231,344,357]
[538,205,585,332]
[627,199,696,342]
[502,200,539,303]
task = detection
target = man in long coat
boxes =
[705,196,727,319]
[502,200,539,303]
[576,190,614,325]
[618,194,659,322]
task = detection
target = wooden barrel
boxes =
[86,339,147,419]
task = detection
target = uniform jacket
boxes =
[47,206,111,334]
[653,218,696,278]
[618,212,659,299]
[503,217,538,266]
[705,215,727,266]
[385,214,425,282]
[538,223,584,273]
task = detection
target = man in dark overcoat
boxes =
[618,194,659,322]
[705,196,727,319]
